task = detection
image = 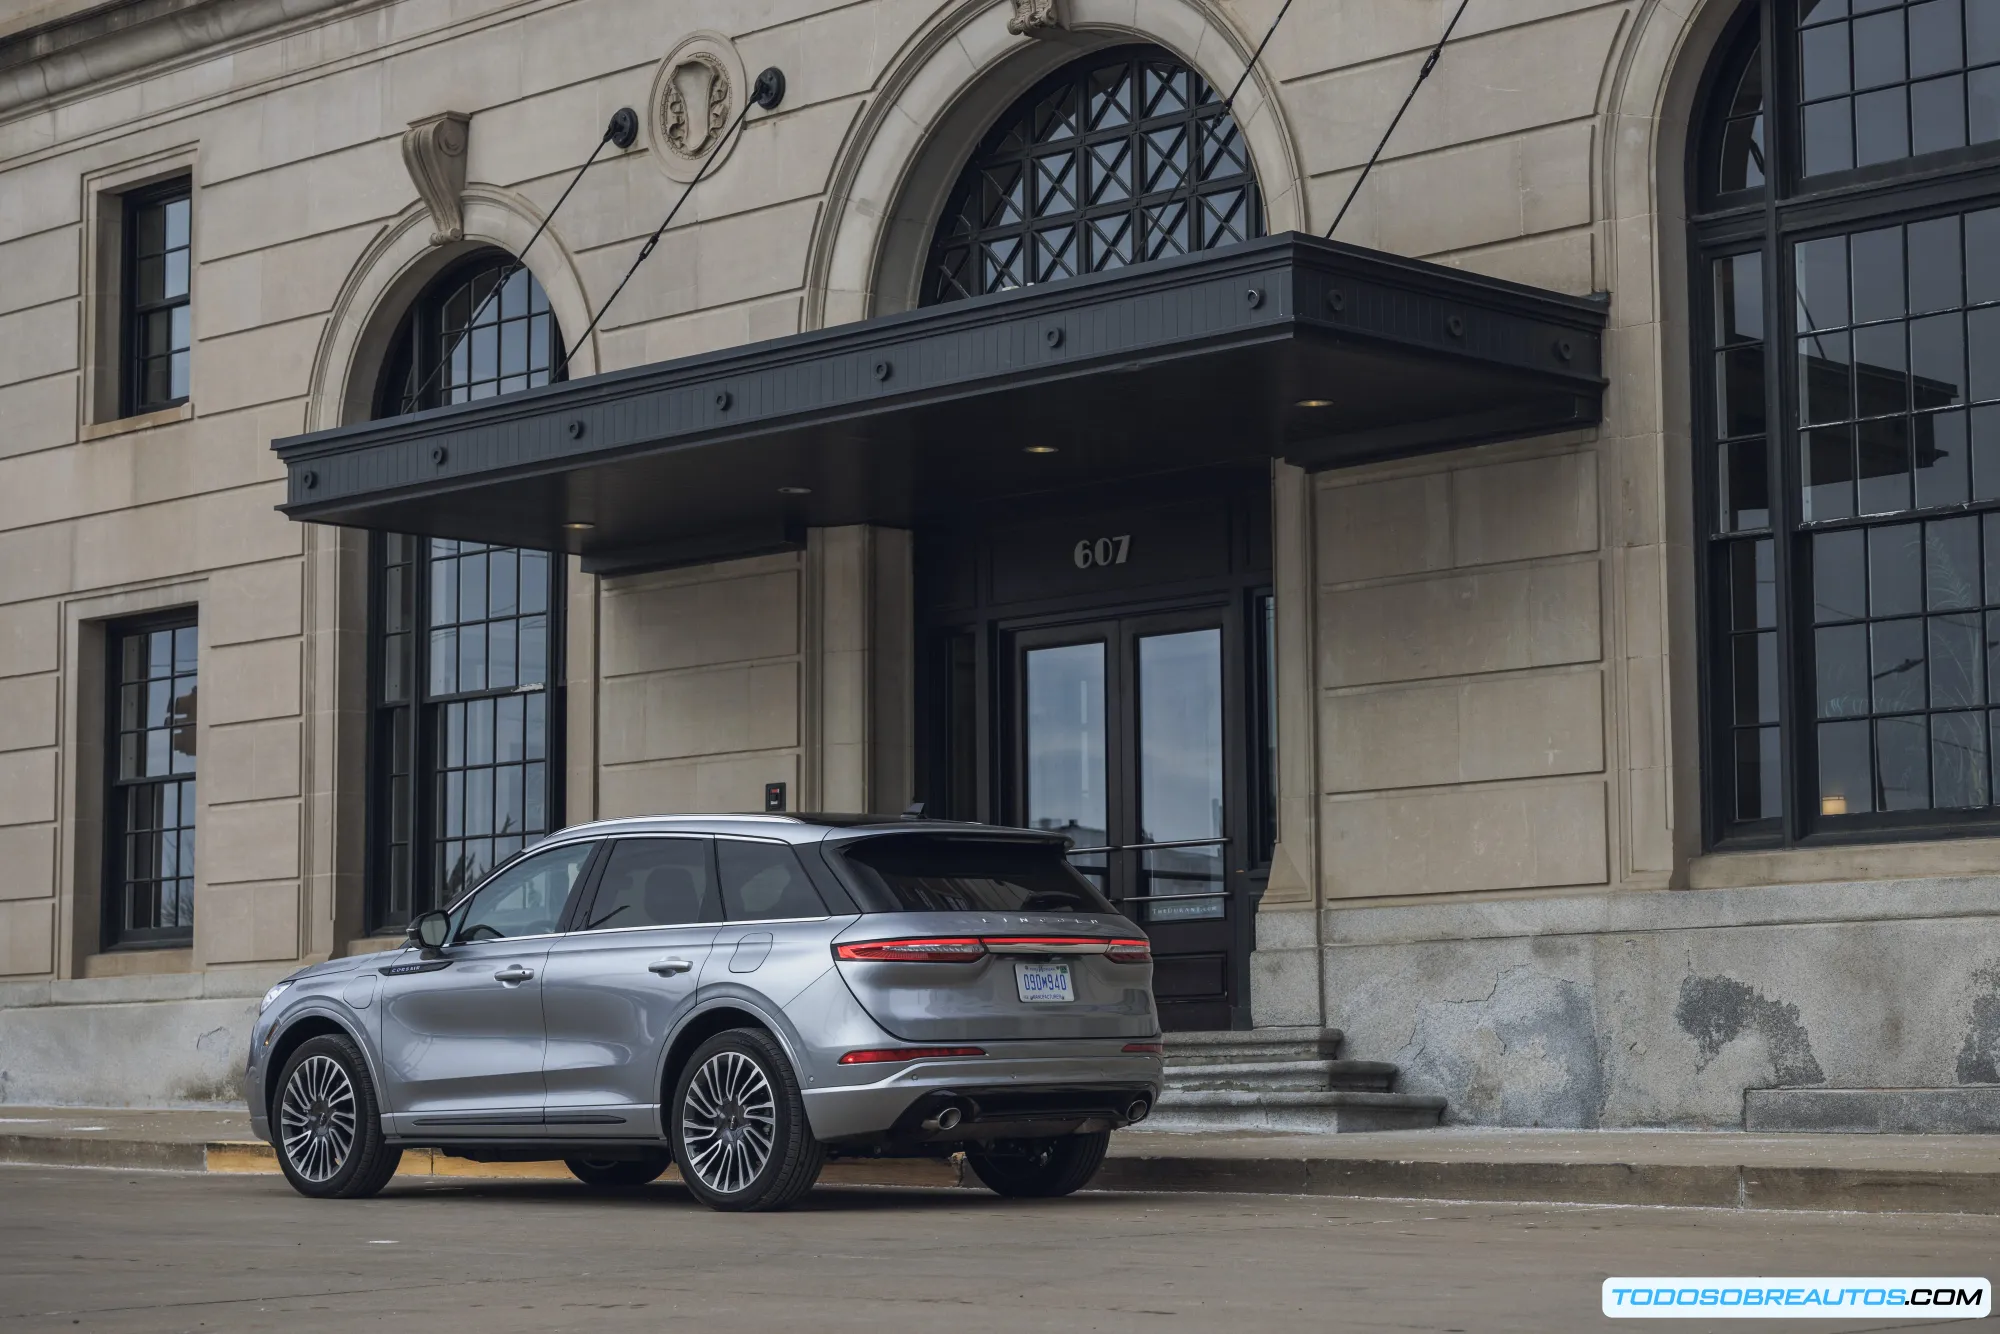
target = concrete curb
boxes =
[1094,1152,2000,1213]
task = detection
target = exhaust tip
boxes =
[1126,1098,1151,1123]
[921,1105,964,1132]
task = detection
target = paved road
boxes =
[2,1165,1995,1332]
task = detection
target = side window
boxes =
[451,840,594,942]
[585,838,716,930]
[718,839,826,922]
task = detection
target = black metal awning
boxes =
[273,232,1606,573]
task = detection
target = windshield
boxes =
[834,834,1118,915]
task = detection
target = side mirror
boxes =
[408,909,452,952]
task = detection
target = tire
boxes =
[272,1033,402,1199]
[669,1028,823,1212]
[565,1156,669,1188]
[966,1131,1111,1199]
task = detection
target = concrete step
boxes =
[1141,1089,1446,1135]
[1164,1058,1399,1093]
[1163,1027,1344,1066]
[1744,1086,2000,1134]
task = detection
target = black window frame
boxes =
[1692,0,2000,850]
[121,178,193,417]
[102,611,198,950]
[365,251,568,932]
[919,43,1264,307]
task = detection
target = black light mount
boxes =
[751,67,786,111]
[605,107,640,150]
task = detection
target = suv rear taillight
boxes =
[834,937,987,963]
[838,1046,986,1064]
[1104,938,1151,964]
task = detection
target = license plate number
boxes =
[1015,962,1074,1004]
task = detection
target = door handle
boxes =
[493,965,536,983]
[648,958,694,977]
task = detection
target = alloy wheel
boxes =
[279,1053,357,1183]
[680,1049,777,1194]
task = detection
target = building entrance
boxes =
[914,471,1272,1030]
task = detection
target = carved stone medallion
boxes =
[648,33,749,183]
[663,51,731,158]
[1007,0,1067,36]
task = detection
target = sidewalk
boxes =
[4,1106,1996,1212]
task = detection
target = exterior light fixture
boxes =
[777,486,812,495]
[562,521,596,531]
[1024,445,1058,455]
[1296,398,1335,408]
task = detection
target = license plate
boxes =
[1015,961,1074,1004]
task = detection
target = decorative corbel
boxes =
[401,112,471,245]
[1007,0,1067,37]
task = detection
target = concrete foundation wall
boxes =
[1255,880,2000,1128]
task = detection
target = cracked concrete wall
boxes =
[1311,878,2000,1128]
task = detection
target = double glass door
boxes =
[1012,609,1239,1029]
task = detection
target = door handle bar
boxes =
[492,965,536,983]
[648,958,694,976]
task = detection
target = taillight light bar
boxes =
[834,938,986,962]
[837,1046,986,1065]
[834,935,1152,962]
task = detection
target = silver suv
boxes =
[247,815,1162,1211]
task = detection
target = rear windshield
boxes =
[834,834,1117,915]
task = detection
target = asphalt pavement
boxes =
[3,1164,1997,1332]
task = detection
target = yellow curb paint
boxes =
[205,1143,278,1174]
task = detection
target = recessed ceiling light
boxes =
[777,486,812,495]
[1296,398,1335,408]
[1024,444,1058,455]
[562,521,596,531]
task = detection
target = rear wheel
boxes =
[966,1131,1110,1198]
[564,1157,668,1188]
[670,1028,823,1212]
[273,1034,402,1199]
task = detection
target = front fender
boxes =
[253,997,387,1137]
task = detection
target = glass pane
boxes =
[1814,528,1869,622]
[1933,708,1990,806]
[1817,622,1871,717]
[1910,0,1965,76]
[1143,843,1224,922]
[1797,237,1851,329]
[1853,322,1909,417]
[1929,515,1981,608]
[1719,348,1768,437]
[1721,439,1770,528]
[1819,717,1875,813]
[1802,22,1854,99]
[1716,252,1765,343]
[1912,314,1967,408]
[1858,415,1912,513]
[1734,726,1783,820]
[1803,98,1855,174]
[1917,409,1971,505]
[1731,537,1778,629]
[1871,522,1924,615]
[1138,628,1223,922]
[1877,714,1932,808]
[1800,331,1852,424]
[1804,425,1858,518]
[1929,612,1984,705]
[1872,617,1928,711]
[1736,630,1781,723]
[1908,216,1963,312]
[1912,74,1968,153]
[1024,642,1107,847]
[1855,86,1910,165]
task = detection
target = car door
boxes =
[707,837,846,1010]
[375,839,600,1137]
[539,836,721,1135]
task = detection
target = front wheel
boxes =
[670,1028,823,1211]
[966,1131,1110,1198]
[273,1033,401,1199]
[565,1157,668,1188]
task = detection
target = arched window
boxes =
[368,252,565,926]
[1692,2,2000,846]
[921,44,1262,306]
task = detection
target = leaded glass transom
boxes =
[922,46,1263,306]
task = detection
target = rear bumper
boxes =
[803,1045,1163,1145]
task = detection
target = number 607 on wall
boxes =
[1073,535,1131,569]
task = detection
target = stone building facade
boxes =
[1,0,1997,1130]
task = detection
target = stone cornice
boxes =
[0,0,368,116]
